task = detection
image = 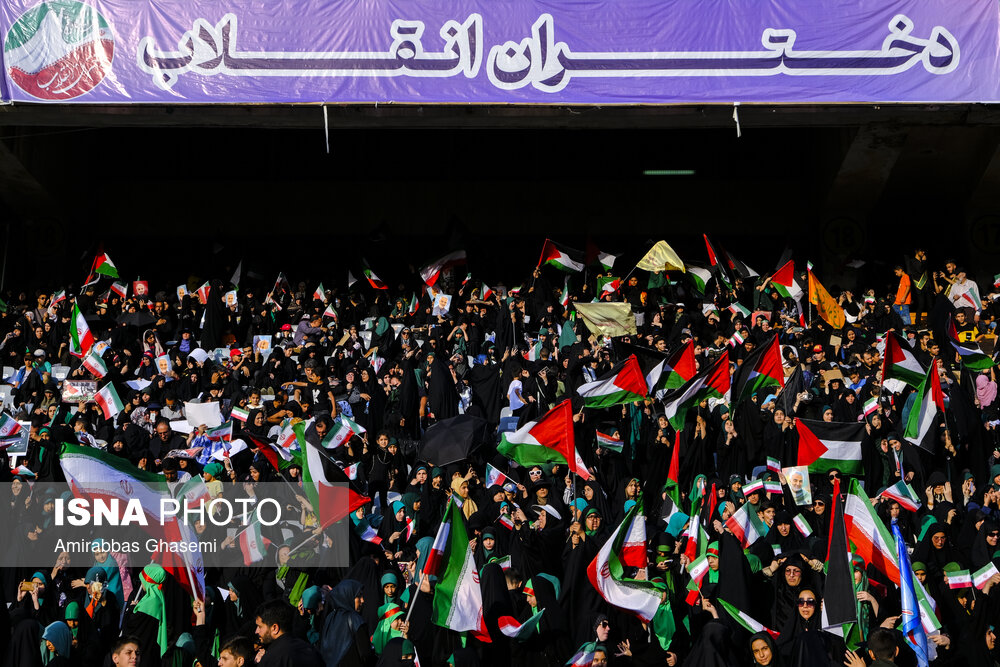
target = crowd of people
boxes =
[0,241,997,667]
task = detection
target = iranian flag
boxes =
[498,611,544,640]
[974,563,1000,589]
[230,406,249,423]
[587,498,664,622]
[69,303,94,357]
[363,266,387,290]
[880,332,925,393]
[946,316,995,370]
[880,481,921,512]
[429,498,487,633]
[686,265,712,294]
[60,443,206,601]
[947,570,972,589]
[728,303,750,319]
[485,463,511,488]
[719,599,779,638]
[93,253,119,278]
[538,239,585,272]
[725,503,766,548]
[730,334,784,405]
[110,282,127,299]
[322,416,365,449]
[0,413,22,438]
[498,400,591,480]
[662,350,730,431]
[844,480,941,634]
[94,383,124,420]
[295,422,371,530]
[862,396,879,419]
[50,289,66,307]
[560,276,571,307]
[795,418,864,474]
[82,350,108,379]
[577,355,648,408]
[323,303,338,320]
[903,364,945,450]
[687,554,710,584]
[662,340,697,391]
[408,293,419,315]
[420,250,467,286]
[343,462,359,480]
[195,282,211,305]
[238,507,272,565]
[481,283,495,301]
[313,284,326,302]
[771,260,803,301]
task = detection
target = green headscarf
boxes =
[135,564,169,656]
[372,603,405,655]
[64,602,81,638]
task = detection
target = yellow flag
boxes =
[573,302,637,337]
[635,241,685,273]
[808,270,845,329]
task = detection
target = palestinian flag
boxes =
[420,250,467,287]
[295,422,371,530]
[600,278,621,296]
[662,340,697,391]
[771,260,803,301]
[795,418,864,475]
[611,341,667,395]
[243,433,297,472]
[538,239,585,272]
[596,431,623,454]
[498,611,544,640]
[110,282,127,299]
[822,478,857,628]
[485,463,511,488]
[498,400,590,480]
[686,265,712,294]
[702,234,731,284]
[238,507,272,565]
[880,332,926,393]
[94,383,124,420]
[719,599,778,638]
[231,406,250,423]
[587,497,664,622]
[577,355,648,408]
[662,350,730,431]
[844,480,941,635]
[93,253,119,278]
[0,413,22,438]
[82,349,108,379]
[903,364,945,450]
[725,503,766,548]
[362,262,387,290]
[429,498,487,633]
[60,443,206,601]
[69,303,94,358]
[730,334,784,405]
[597,251,618,272]
[322,415,365,449]
[880,481,921,512]
[946,316,995,370]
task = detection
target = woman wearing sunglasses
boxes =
[776,589,845,666]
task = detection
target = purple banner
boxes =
[1,0,998,104]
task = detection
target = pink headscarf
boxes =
[976,373,997,408]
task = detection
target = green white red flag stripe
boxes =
[498,400,591,480]
[795,418,864,474]
[687,554,709,584]
[205,422,233,442]
[880,332,926,393]
[0,413,22,438]
[110,282,127,298]
[82,350,108,379]
[863,396,879,418]
[904,364,945,449]
[719,599,779,638]
[974,563,999,589]
[725,503,766,548]
[50,289,66,307]
[771,260,803,301]
[577,354,648,408]
[844,480,940,634]
[793,514,813,537]
[485,463,511,488]
[498,611,544,639]
[728,303,750,318]
[363,265,387,290]
[481,283,495,301]
[596,431,623,453]
[69,303,94,358]
[238,507,271,565]
[230,406,249,423]
[764,481,783,494]
[586,498,664,622]
[423,503,452,576]
[322,415,365,449]
[343,462,359,480]
[313,284,326,302]
[560,276,571,306]
[420,250,467,286]
[662,350,730,431]
[429,498,487,633]
[947,570,972,589]
[767,457,781,473]
[323,304,338,320]
[880,481,921,512]
[95,383,124,420]
[538,239,585,272]
[743,479,764,495]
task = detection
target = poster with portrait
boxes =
[132,281,149,298]
[253,335,273,358]
[782,466,813,506]
[176,284,188,301]
[155,354,172,375]
[224,291,238,307]
[432,293,453,317]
